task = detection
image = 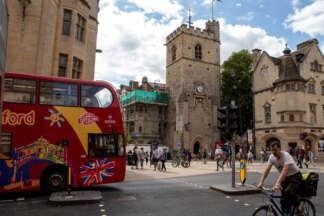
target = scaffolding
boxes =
[121,90,169,106]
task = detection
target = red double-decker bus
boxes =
[0,72,126,193]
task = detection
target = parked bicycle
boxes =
[252,187,315,216]
[171,156,189,168]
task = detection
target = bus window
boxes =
[88,134,124,157]
[4,78,36,104]
[39,81,78,106]
[81,85,113,108]
[0,133,12,159]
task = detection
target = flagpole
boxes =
[211,0,214,20]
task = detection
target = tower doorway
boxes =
[193,141,200,155]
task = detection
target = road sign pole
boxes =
[231,134,236,188]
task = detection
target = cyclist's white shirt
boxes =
[268,151,300,176]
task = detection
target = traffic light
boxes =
[217,106,229,133]
[228,106,240,135]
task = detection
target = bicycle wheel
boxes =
[292,198,316,216]
[171,160,179,168]
[181,160,189,168]
[252,205,278,216]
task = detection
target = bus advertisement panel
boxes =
[0,73,126,193]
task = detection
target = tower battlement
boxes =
[166,20,219,43]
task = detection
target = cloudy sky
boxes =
[94,0,324,88]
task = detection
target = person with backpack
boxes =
[161,149,168,172]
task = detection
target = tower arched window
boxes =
[264,103,271,124]
[195,44,202,60]
[171,46,177,61]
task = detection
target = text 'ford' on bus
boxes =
[0,72,126,193]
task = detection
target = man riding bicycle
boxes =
[257,141,303,215]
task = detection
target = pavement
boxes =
[48,160,324,204]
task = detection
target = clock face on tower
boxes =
[196,85,204,93]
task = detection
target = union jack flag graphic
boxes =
[79,159,115,186]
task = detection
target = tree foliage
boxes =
[220,49,253,135]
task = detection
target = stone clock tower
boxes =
[165,20,221,155]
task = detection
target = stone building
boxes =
[120,77,169,149]
[164,20,221,156]
[0,0,8,136]
[253,39,324,161]
[5,0,99,80]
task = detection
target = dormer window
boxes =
[195,44,202,60]
[311,60,322,72]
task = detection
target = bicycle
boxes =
[171,157,189,168]
[252,187,316,216]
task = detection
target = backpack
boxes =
[298,172,319,197]
[162,152,167,161]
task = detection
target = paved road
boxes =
[0,160,322,216]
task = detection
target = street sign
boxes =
[177,143,181,149]
[239,159,246,184]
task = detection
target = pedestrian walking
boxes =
[145,151,149,165]
[215,145,224,171]
[247,151,254,164]
[161,149,168,172]
[139,147,145,169]
[304,149,315,168]
[202,150,207,164]
[132,147,139,169]
[152,147,161,171]
[296,146,305,168]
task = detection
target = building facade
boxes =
[120,77,169,149]
[253,39,324,161]
[0,0,8,137]
[165,21,221,155]
[0,0,7,74]
[5,0,99,80]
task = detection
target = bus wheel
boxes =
[44,171,66,192]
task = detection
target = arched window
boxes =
[171,46,176,61]
[307,78,315,94]
[264,103,271,123]
[195,44,202,60]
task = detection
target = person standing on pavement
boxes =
[145,151,149,165]
[202,150,207,164]
[139,147,145,169]
[132,147,139,169]
[161,149,168,172]
[296,146,305,168]
[152,147,161,171]
[257,141,303,215]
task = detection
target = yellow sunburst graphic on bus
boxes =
[43,108,65,127]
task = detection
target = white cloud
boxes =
[95,0,287,87]
[220,20,286,59]
[95,0,183,86]
[186,18,286,63]
[284,0,324,37]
